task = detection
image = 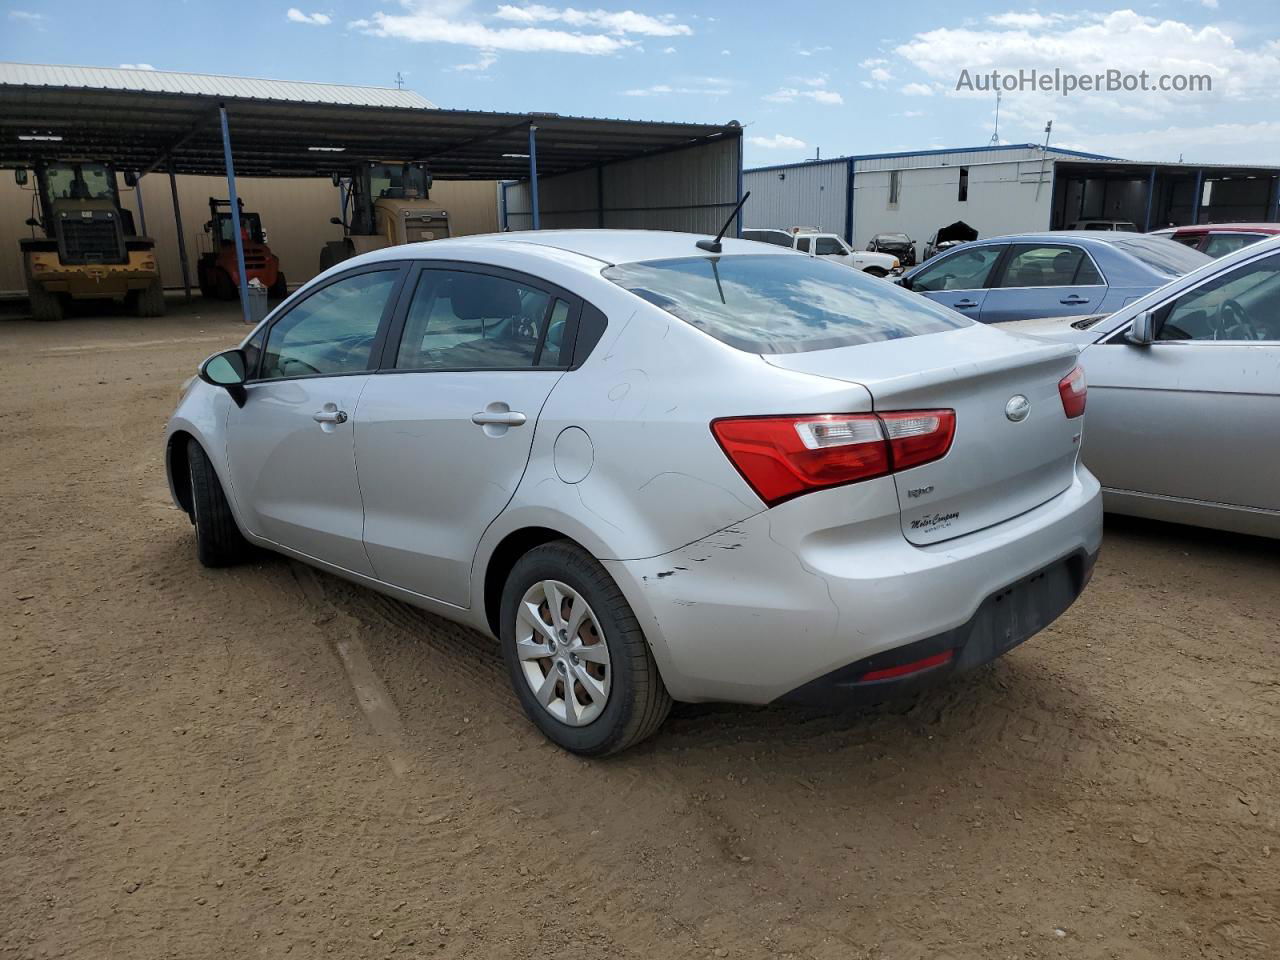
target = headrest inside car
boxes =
[449,275,521,320]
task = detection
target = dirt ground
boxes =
[2,298,1278,960]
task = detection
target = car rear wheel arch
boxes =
[483,526,588,638]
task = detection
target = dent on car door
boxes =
[1083,250,1280,512]
[978,243,1107,324]
[907,244,1005,317]
[225,264,405,575]
[354,264,580,606]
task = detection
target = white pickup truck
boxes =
[743,227,901,276]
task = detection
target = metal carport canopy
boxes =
[0,62,739,180]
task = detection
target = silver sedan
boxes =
[1000,235,1280,538]
[166,230,1102,754]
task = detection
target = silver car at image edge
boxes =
[998,233,1280,539]
[165,229,1103,755]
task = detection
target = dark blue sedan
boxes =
[896,231,1211,323]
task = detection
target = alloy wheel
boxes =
[514,579,611,726]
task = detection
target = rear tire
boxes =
[134,279,166,317]
[269,271,288,299]
[863,266,888,278]
[185,440,251,568]
[500,540,671,756]
[27,282,64,321]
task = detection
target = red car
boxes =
[1149,222,1280,259]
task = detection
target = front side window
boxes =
[603,254,968,355]
[394,269,562,370]
[814,238,845,256]
[1202,233,1267,259]
[997,244,1101,288]
[1156,251,1280,342]
[260,270,397,379]
[911,245,1004,292]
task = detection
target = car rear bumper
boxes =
[604,467,1102,704]
[778,547,1096,706]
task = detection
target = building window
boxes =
[889,170,901,206]
[958,167,969,202]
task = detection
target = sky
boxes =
[4,0,1280,167]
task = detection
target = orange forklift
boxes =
[197,197,286,299]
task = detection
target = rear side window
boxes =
[602,254,968,355]
[1110,236,1211,277]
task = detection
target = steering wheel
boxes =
[1214,298,1256,340]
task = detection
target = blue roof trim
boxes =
[746,142,1120,174]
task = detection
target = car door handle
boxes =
[1060,295,1089,305]
[953,299,978,309]
[312,409,348,424]
[471,410,527,427]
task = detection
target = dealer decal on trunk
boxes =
[910,511,960,531]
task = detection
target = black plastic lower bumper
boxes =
[779,548,1098,707]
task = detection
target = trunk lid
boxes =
[763,325,1082,545]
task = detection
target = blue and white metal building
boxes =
[744,143,1280,251]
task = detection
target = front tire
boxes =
[500,541,671,756]
[27,282,64,321]
[185,441,251,567]
[134,279,166,317]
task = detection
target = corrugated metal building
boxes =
[501,132,742,234]
[745,144,1280,256]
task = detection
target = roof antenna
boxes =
[989,90,1001,146]
[395,71,405,90]
[697,190,751,254]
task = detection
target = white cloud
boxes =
[869,66,893,83]
[748,134,807,150]
[1198,0,1219,8]
[720,49,730,55]
[492,5,691,36]
[287,8,332,25]
[1059,119,1280,163]
[985,11,1068,29]
[764,86,843,105]
[895,10,1280,109]
[899,109,925,117]
[118,63,157,70]
[662,46,676,54]
[451,50,497,71]
[354,4,631,54]
[858,57,888,69]
[625,79,729,96]
[8,9,43,20]
[798,45,831,57]
[902,82,934,96]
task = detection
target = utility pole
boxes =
[1035,119,1053,201]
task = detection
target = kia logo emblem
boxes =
[1005,395,1031,422]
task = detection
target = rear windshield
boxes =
[1110,236,1211,277]
[602,254,969,354]
[878,233,911,242]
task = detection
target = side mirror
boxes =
[330,216,343,226]
[123,171,138,187]
[14,169,29,186]
[199,349,248,405]
[25,217,39,227]
[1126,309,1155,346]
[331,173,341,187]
[896,275,913,290]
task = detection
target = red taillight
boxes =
[880,410,957,471]
[1059,365,1086,418]
[711,409,955,507]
